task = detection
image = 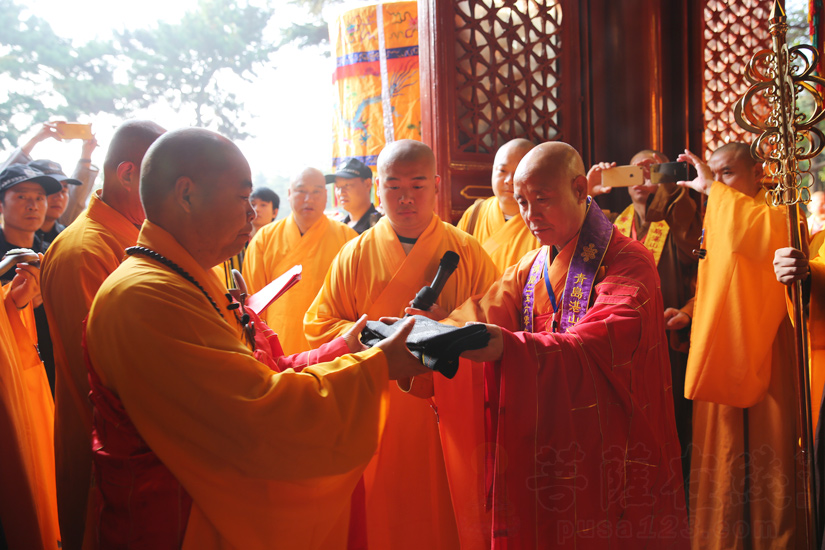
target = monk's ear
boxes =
[572,175,588,202]
[174,176,194,214]
[434,174,441,195]
[117,162,138,192]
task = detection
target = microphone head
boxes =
[440,250,460,271]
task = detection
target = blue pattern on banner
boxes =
[336,46,419,68]
[332,155,379,167]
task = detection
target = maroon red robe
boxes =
[449,230,688,549]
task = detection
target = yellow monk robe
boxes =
[0,294,60,549]
[243,214,357,354]
[457,196,540,273]
[41,190,139,550]
[86,220,390,549]
[808,229,825,431]
[304,215,499,550]
[686,182,803,550]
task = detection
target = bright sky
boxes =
[6,0,346,199]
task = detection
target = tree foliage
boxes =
[0,0,136,148]
[118,0,277,140]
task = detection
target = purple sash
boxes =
[521,197,613,333]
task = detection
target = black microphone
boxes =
[409,251,460,313]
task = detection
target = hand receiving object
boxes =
[360,315,490,379]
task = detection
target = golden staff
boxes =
[734,1,825,546]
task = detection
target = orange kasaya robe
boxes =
[686,182,803,550]
[243,214,357,354]
[457,196,540,274]
[85,220,390,550]
[808,230,825,431]
[0,293,60,549]
[40,190,140,550]
[304,215,499,550]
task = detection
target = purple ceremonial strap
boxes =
[521,247,548,332]
[520,198,613,333]
[560,198,613,332]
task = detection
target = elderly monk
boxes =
[304,139,498,550]
[0,252,59,549]
[443,142,688,549]
[243,168,356,354]
[457,138,540,273]
[40,119,166,550]
[589,149,702,481]
[84,127,427,549]
[679,143,801,550]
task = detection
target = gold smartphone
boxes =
[602,165,644,187]
[55,122,93,140]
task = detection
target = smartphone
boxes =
[650,162,689,184]
[602,165,644,188]
[55,122,93,140]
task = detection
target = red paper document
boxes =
[246,265,302,315]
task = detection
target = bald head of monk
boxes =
[492,138,535,217]
[628,149,669,206]
[288,167,327,234]
[140,127,254,270]
[100,119,166,225]
[709,142,762,198]
[376,139,440,240]
[514,141,588,249]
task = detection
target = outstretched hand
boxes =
[21,122,61,156]
[374,317,430,380]
[459,322,503,363]
[663,308,690,330]
[9,255,43,309]
[342,314,369,353]
[676,149,713,195]
[586,162,616,196]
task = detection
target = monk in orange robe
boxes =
[439,142,688,549]
[243,168,356,354]
[457,138,540,273]
[40,120,166,550]
[304,139,499,550]
[84,127,427,549]
[0,255,60,549]
[679,143,803,549]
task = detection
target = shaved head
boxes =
[141,128,246,220]
[288,167,327,233]
[103,120,166,181]
[513,142,588,248]
[492,139,536,216]
[630,149,669,165]
[139,127,254,269]
[99,119,165,225]
[376,140,440,239]
[515,141,586,186]
[377,139,436,179]
[709,141,762,197]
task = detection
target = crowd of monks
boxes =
[0,118,821,550]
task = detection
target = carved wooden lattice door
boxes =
[420,0,585,222]
[701,0,772,159]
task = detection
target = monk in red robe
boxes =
[444,142,688,549]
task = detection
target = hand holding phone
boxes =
[602,165,644,188]
[55,122,93,140]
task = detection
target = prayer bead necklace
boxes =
[125,246,226,319]
[125,246,256,350]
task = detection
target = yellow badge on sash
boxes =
[614,205,669,265]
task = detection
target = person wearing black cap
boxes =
[0,163,62,273]
[0,163,63,399]
[326,157,382,234]
[28,159,83,245]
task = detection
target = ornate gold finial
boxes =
[734,5,825,207]
[769,0,786,25]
